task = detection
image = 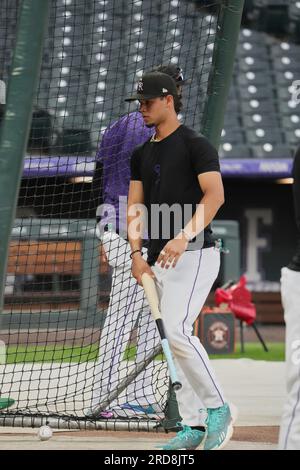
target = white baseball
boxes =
[37,425,53,441]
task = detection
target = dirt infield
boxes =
[0,426,278,450]
[53,425,280,444]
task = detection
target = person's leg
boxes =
[122,308,208,421]
[90,232,143,410]
[153,248,225,407]
[153,248,232,450]
[90,232,159,415]
[123,301,161,409]
[279,267,300,450]
[155,356,208,450]
[174,358,207,426]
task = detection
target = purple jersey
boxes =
[96,111,153,234]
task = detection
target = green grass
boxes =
[209,342,285,361]
[4,342,284,364]
[5,344,99,364]
[125,342,285,362]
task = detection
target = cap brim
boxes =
[125,93,161,102]
[125,77,191,101]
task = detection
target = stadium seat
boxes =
[164,35,201,60]
[239,28,265,44]
[91,39,126,70]
[49,67,88,91]
[197,11,218,29]
[53,24,89,48]
[238,56,270,73]
[128,42,163,71]
[284,129,300,147]
[272,56,300,73]
[161,0,199,18]
[242,114,280,129]
[221,128,245,145]
[276,86,297,102]
[273,69,298,87]
[86,91,124,115]
[35,77,52,109]
[92,0,127,15]
[92,22,125,44]
[252,144,292,158]
[91,11,124,37]
[50,52,88,69]
[27,109,52,154]
[241,99,277,115]
[219,144,252,159]
[281,114,300,130]
[236,71,272,87]
[246,128,284,145]
[131,13,162,33]
[236,41,268,59]
[270,41,299,59]
[288,4,300,43]
[238,84,274,100]
[56,128,92,155]
[55,0,86,17]
[278,99,300,116]
[88,72,126,98]
[164,11,197,29]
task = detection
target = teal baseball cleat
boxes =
[204,403,233,450]
[157,423,206,450]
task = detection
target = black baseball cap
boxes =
[125,72,178,102]
[153,64,191,85]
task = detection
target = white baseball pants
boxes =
[279,267,300,450]
[152,247,226,422]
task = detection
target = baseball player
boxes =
[127,71,233,450]
[279,147,300,450]
[87,65,192,419]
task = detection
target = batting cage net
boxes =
[0,0,226,430]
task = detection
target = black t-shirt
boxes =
[288,147,300,271]
[130,125,221,265]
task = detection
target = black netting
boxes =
[0,0,223,430]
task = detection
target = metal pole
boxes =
[201,0,245,148]
[0,0,50,312]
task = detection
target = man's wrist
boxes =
[177,229,191,243]
[130,249,143,259]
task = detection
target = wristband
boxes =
[130,249,142,259]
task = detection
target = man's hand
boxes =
[131,253,155,285]
[157,235,188,269]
